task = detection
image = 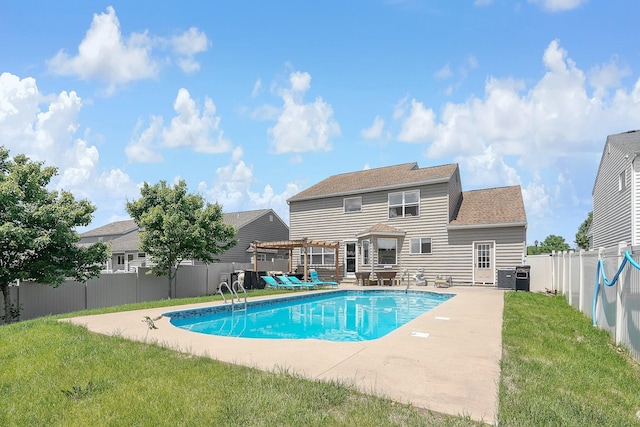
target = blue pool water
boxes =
[165,290,454,342]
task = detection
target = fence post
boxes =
[567,251,573,306]
[615,242,627,345]
[578,249,585,313]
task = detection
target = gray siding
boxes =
[592,142,633,248]
[448,227,526,283]
[216,211,289,263]
[289,178,526,284]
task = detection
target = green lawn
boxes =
[1,290,639,426]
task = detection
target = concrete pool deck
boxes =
[64,285,504,424]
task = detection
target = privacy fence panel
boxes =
[581,252,598,317]
[621,248,640,361]
[87,273,138,309]
[175,266,208,299]
[19,282,86,320]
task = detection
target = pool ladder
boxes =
[218,280,247,312]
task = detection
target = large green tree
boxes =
[575,211,592,250]
[538,234,571,254]
[126,180,237,298]
[0,147,108,323]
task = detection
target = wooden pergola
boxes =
[251,238,340,282]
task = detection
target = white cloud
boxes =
[528,0,588,12]
[197,153,299,223]
[126,88,233,162]
[252,79,263,98]
[588,56,631,97]
[361,115,385,139]
[268,70,341,154]
[521,174,553,218]
[435,63,452,80]
[169,27,210,73]
[46,7,208,93]
[455,146,520,188]
[0,72,137,225]
[47,6,156,93]
[397,39,640,166]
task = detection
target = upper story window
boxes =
[619,171,626,192]
[344,196,362,213]
[410,237,432,254]
[388,190,419,218]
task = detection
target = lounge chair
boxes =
[286,275,317,289]
[276,275,314,290]
[262,275,295,290]
[309,269,339,287]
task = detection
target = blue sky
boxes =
[1,1,639,247]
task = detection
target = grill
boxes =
[515,265,531,291]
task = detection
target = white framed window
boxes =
[377,238,397,265]
[410,237,432,254]
[619,171,626,191]
[361,240,370,265]
[116,255,124,265]
[300,247,336,265]
[388,190,419,218]
[344,196,362,213]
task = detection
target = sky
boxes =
[1,0,639,247]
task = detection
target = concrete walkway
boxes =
[64,285,505,424]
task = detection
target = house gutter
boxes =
[287,177,451,203]
[447,221,528,230]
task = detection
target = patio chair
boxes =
[287,275,317,289]
[413,268,427,286]
[309,269,339,287]
[276,275,314,290]
[262,275,293,290]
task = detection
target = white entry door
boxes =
[474,242,494,284]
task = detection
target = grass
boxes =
[2,290,640,426]
[499,291,640,426]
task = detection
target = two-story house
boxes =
[591,130,640,249]
[287,162,527,285]
[79,209,290,272]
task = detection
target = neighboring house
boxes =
[287,162,527,285]
[591,130,640,249]
[79,209,289,272]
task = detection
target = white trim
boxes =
[471,240,496,284]
[448,222,527,230]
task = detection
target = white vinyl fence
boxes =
[0,260,289,324]
[526,243,640,363]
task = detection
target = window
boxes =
[138,252,146,258]
[619,171,626,191]
[127,254,134,262]
[116,255,124,265]
[344,196,362,213]
[300,247,336,265]
[410,238,432,254]
[361,240,370,265]
[388,190,419,218]
[476,243,491,269]
[377,238,397,265]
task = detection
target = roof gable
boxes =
[449,186,526,227]
[288,162,457,202]
[592,130,640,195]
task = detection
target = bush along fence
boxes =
[526,242,640,364]
[0,259,290,324]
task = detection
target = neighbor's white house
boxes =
[287,162,527,285]
[591,130,640,249]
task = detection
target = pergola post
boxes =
[253,242,258,272]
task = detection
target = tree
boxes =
[575,211,592,250]
[538,234,571,254]
[126,180,237,298]
[0,147,108,323]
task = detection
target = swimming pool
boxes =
[165,289,454,342]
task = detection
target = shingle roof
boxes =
[607,129,640,153]
[222,209,273,228]
[356,223,406,237]
[288,162,458,202]
[80,219,137,237]
[108,230,141,252]
[449,186,527,227]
